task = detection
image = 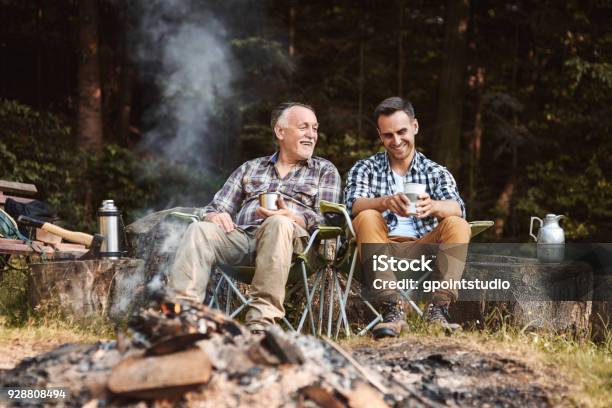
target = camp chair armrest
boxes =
[469,220,494,238]
[319,200,356,237]
[169,211,200,223]
[316,225,344,240]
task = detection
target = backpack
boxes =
[0,208,28,241]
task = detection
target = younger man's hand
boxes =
[416,193,435,218]
[383,193,410,217]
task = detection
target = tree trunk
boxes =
[433,0,469,173]
[29,259,146,323]
[36,7,43,109]
[78,0,103,152]
[117,0,133,145]
[357,31,365,137]
[397,0,405,96]
[493,175,515,239]
[288,1,295,57]
[467,67,485,206]
[449,254,593,337]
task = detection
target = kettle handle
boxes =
[529,216,542,242]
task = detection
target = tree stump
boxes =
[590,274,612,342]
[450,254,593,336]
[29,259,145,322]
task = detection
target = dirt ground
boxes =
[0,338,64,371]
[0,332,576,407]
[350,334,572,407]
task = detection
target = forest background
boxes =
[0,0,610,242]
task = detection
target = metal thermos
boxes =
[98,200,121,259]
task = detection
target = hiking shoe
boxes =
[425,301,462,332]
[372,299,407,339]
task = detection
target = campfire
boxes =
[1,291,563,407]
[1,294,392,407]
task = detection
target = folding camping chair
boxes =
[170,211,347,336]
[314,201,494,337]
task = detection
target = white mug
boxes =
[403,183,426,215]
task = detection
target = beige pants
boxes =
[168,215,308,330]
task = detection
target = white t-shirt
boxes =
[389,170,418,238]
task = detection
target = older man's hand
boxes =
[256,196,307,229]
[204,212,236,232]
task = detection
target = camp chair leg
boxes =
[343,250,358,306]
[297,270,323,334]
[281,316,296,332]
[357,297,383,336]
[403,296,423,318]
[318,270,326,336]
[209,276,224,308]
[333,272,351,338]
[398,269,433,318]
[300,262,316,335]
[327,269,334,337]
[225,278,232,315]
[334,251,358,336]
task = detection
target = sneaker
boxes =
[372,298,407,339]
[424,301,462,332]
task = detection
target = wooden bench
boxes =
[0,180,38,208]
[0,180,87,258]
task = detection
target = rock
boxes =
[125,207,199,282]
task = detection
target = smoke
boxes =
[148,218,193,291]
[132,0,236,170]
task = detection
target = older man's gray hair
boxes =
[270,102,316,130]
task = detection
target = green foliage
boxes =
[517,152,612,241]
[0,99,221,232]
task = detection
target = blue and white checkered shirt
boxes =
[344,151,466,238]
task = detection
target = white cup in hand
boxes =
[403,183,426,215]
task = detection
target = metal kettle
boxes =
[529,214,565,244]
[530,214,565,263]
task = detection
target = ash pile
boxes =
[0,295,401,407]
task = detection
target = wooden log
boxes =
[29,259,146,322]
[108,348,212,399]
[449,254,593,336]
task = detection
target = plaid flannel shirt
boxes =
[344,151,466,238]
[202,152,342,232]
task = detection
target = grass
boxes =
[0,317,109,344]
[0,255,115,346]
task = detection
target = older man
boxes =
[345,96,470,338]
[169,102,342,333]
